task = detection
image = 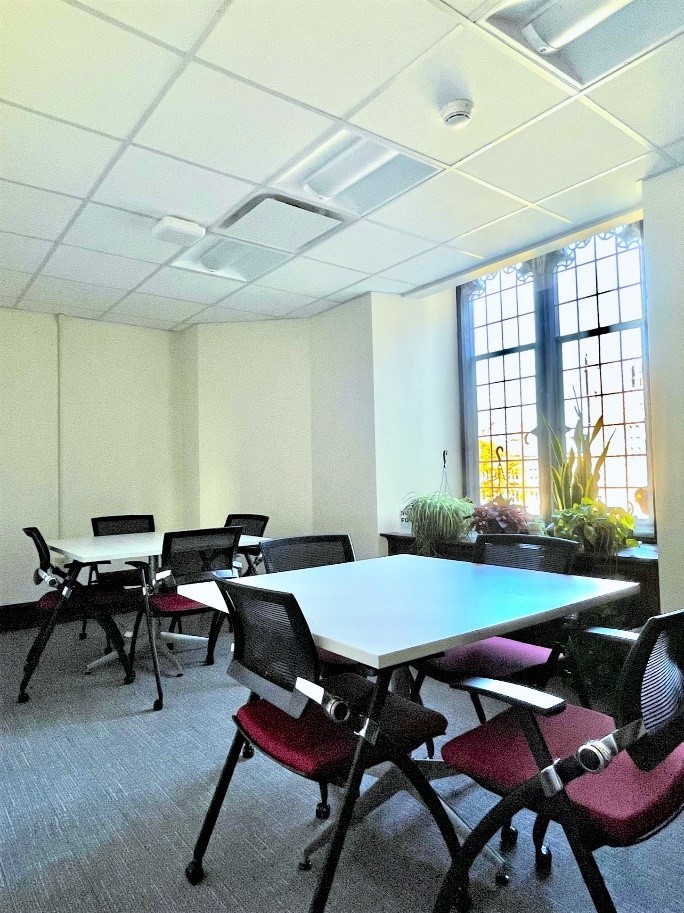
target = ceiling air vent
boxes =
[217,194,344,252]
[172,234,289,282]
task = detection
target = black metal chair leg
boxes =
[469,693,488,725]
[79,615,88,640]
[128,608,145,668]
[560,812,618,913]
[532,814,552,873]
[92,611,134,683]
[205,611,225,666]
[17,592,66,702]
[308,668,393,913]
[316,782,330,820]
[143,601,164,711]
[410,669,435,758]
[186,730,246,885]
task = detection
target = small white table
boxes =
[182,554,638,913]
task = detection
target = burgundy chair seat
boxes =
[37,591,60,613]
[442,703,684,845]
[317,647,362,668]
[428,636,552,680]
[150,593,209,615]
[237,673,448,780]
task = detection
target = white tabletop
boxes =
[179,554,639,670]
[47,531,267,563]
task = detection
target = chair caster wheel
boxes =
[535,845,552,876]
[298,859,312,872]
[17,692,29,703]
[78,632,87,640]
[153,698,163,711]
[185,860,204,884]
[315,802,330,820]
[124,673,135,685]
[103,645,113,655]
[495,869,510,886]
[500,824,518,850]
[242,743,254,759]
[204,657,215,666]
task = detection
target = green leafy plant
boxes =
[472,496,531,535]
[550,497,637,558]
[548,413,613,511]
[403,493,474,556]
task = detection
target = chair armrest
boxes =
[582,626,640,644]
[295,677,364,728]
[126,561,149,569]
[459,676,566,716]
[212,569,238,582]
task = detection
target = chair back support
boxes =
[261,534,354,574]
[224,513,269,537]
[161,527,242,586]
[23,527,52,574]
[474,534,578,574]
[221,581,320,718]
[92,514,155,536]
[614,608,684,771]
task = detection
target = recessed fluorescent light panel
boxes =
[217,195,344,252]
[172,235,289,282]
[485,0,684,86]
[277,130,439,216]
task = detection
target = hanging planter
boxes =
[403,451,474,556]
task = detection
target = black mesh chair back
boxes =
[224,514,269,537]
[23,527,52,576]
[261,534,354,574]
[474,533,578,574]
[161,527,242,586]
[92,514,155,536]
[614,608,684,771]
[221,581,320,718]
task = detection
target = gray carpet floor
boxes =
[1,615,682,913]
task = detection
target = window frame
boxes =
[458,221,654,536]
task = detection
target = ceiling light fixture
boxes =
[440,99,474,128]
[521,0,636,55]
[303,138,398,200]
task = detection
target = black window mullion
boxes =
[534,259,562,519]
[457,285,479,500]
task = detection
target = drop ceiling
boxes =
[0,0,682,330]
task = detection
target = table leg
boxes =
[17,562,81,703]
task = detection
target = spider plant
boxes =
[403,493,474,556]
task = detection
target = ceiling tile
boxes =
[220,285,316,317]
[335,276,413,302]
[258,258,367,299]
[540,155,666,224]
[372,171,522,242]
[588,33,684,149]
[107,292,205,323]
[77,0,224,51]
[63,203,184,263]
[0,296,17,309]
[307,221,434,273]
[0,181,82,240]
[0,0,180,137]
[189,306,258,323]
[381,246,480,286]
[452,207,569,261]
[286,300,341,318]
[0,103,121,197]
[351,26,570,166]
[23,276,124,310]
[137,266,241,303]
[136,62,334,183]
[41,245,158,290]
[0,268,32,299]
[460,100,649,202]
[440,0,486,16]
[19,299,104,319]
[0,232,53,271]
[197,0,458,117]
[93,146,254,224]
[664,139,684,164]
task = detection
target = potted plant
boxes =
[403,492,474,556]
[550,497,637,559]
[472,496,531,535]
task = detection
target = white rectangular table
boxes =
[182,554,639,913]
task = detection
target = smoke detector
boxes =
[440,99,474,129]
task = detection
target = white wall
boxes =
[194,320,313,535]
[643,165,684,612]
[171,326,200,528]
[0,310,59,603]
[310,296,379,558]
[371,290,461,537]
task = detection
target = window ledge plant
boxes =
[472,496,531,535]
[404,451,474,556]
